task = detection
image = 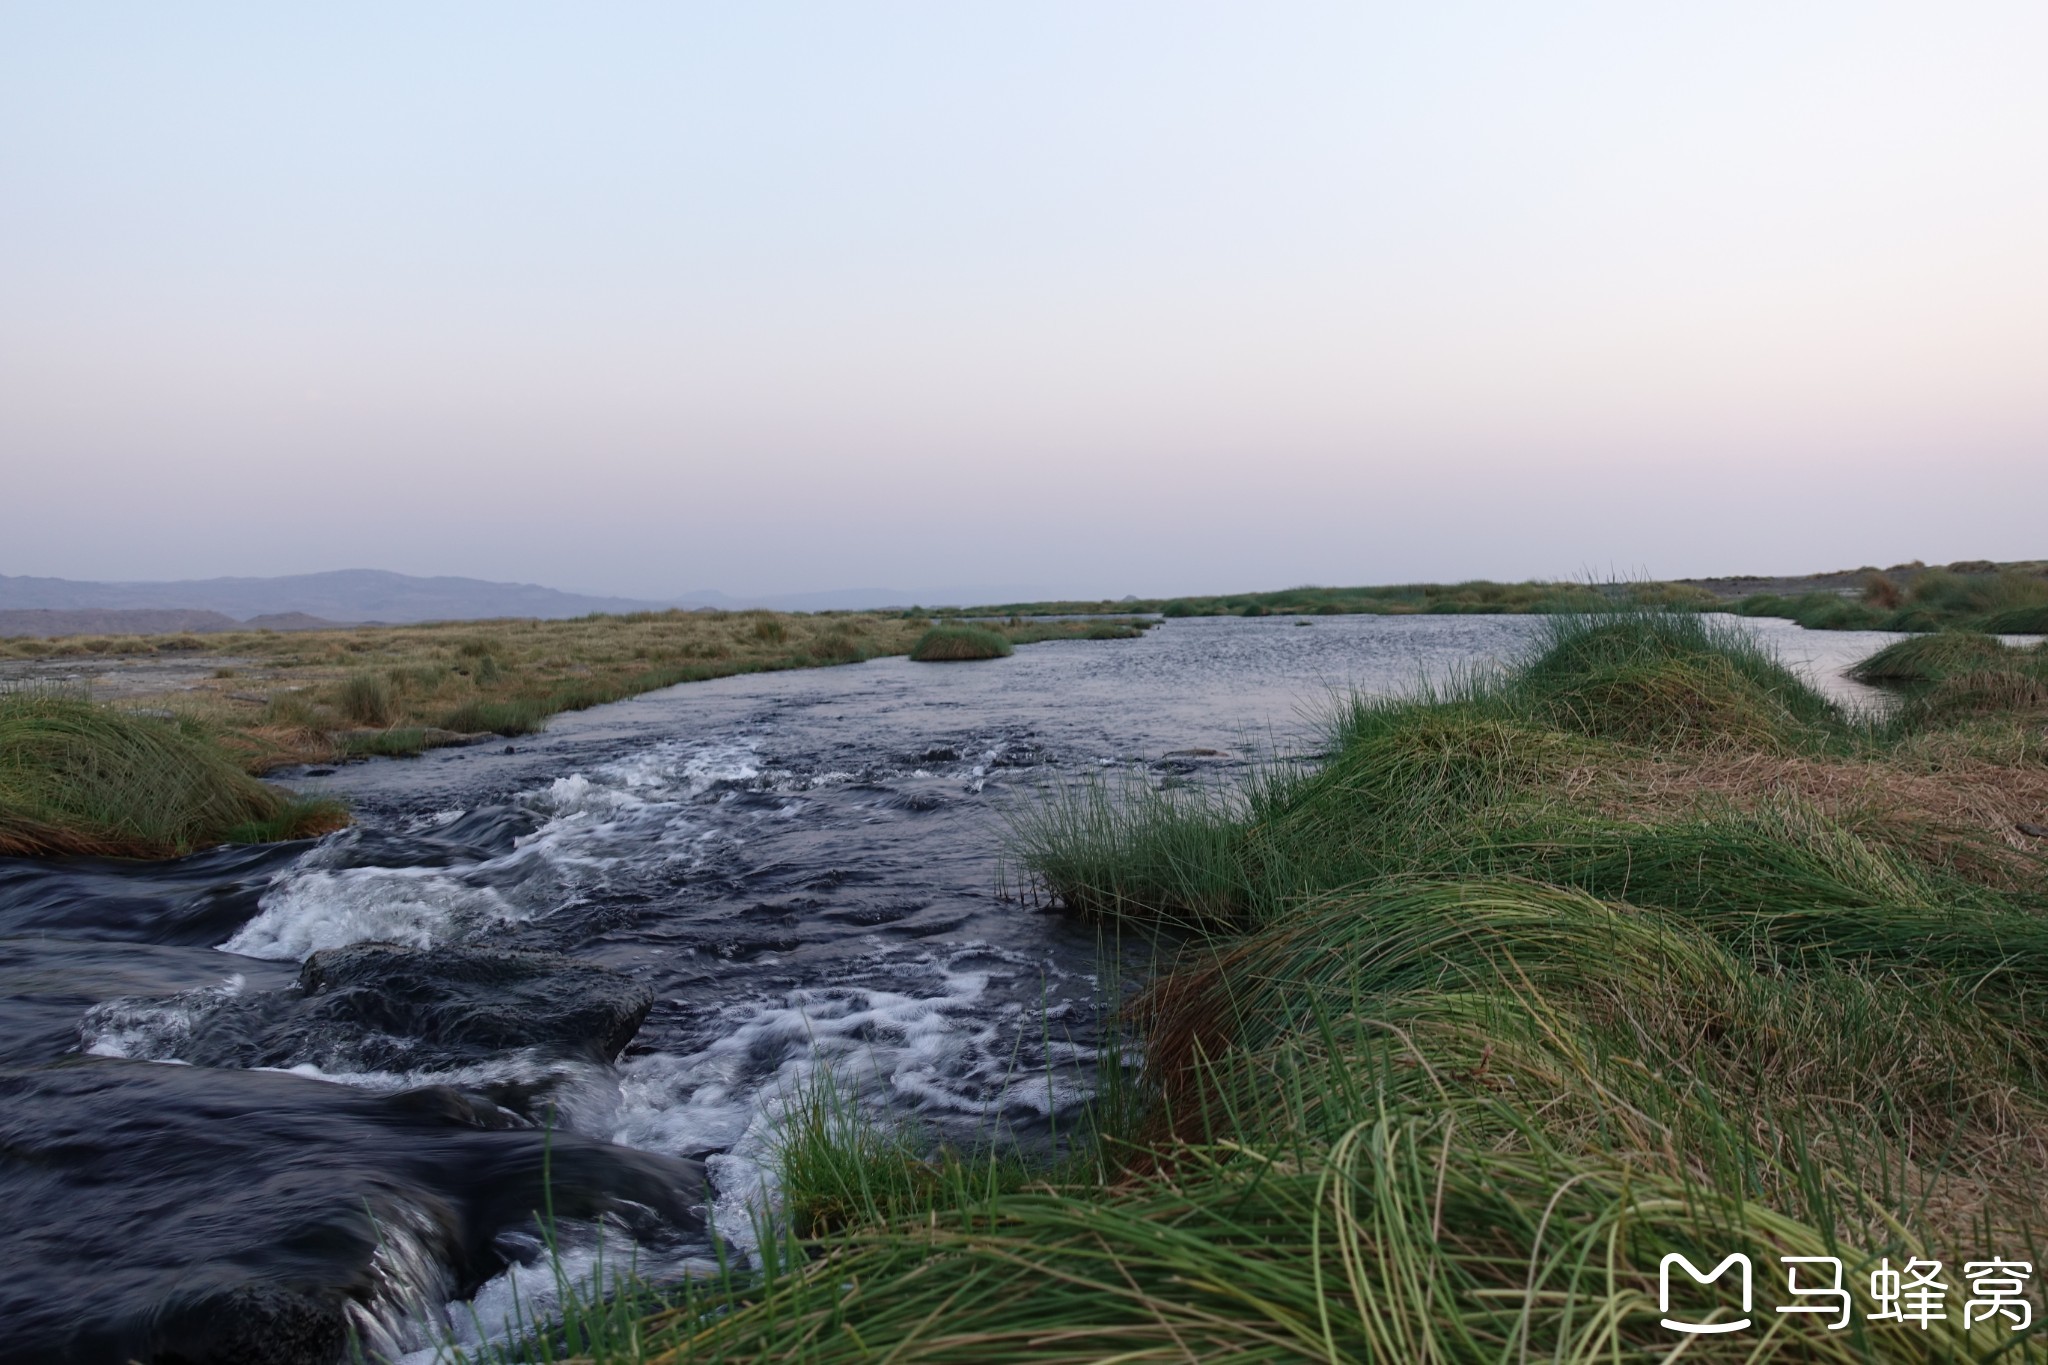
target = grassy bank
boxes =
[934,563,2048,632]
[0,610,1153,772]
[940,579,1722,619]
[0,691,343,857]
[492,609,2048,1362]
[1735,567,2048,634]
[1849,632,2048,687]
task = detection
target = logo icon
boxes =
[1660,1253,1753,1334]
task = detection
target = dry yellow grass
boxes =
[0,610,1143,770]
[1564,722,2048,891]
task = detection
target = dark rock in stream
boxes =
[297,941,655,1063]
[0,1058,706,1365]
[93,943,657,1077]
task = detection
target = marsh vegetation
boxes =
[479,611,2048,1362]
[1735,567,2048,635]
[936,562,2048,635]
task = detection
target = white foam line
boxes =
[221,737,768,962]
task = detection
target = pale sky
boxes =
[3,3,2043,600]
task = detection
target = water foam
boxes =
[188,733,1100,1346]
[390,1224,719,1365]
[221,866,527,960]
[344,1196,460,1363]
[80,975,248,1060]
[600,942,1093,1257]
[220,738,765,963]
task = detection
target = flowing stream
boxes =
[0,615,1900,1363]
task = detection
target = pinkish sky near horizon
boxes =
[3,3,2043,602]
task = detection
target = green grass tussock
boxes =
[1848,632,2020,685]
[1906,569,2048,621]
[438,697,553,736]
[0,690,343,857]
[335,727,432,759]
[1850,632,2048,733]
[335,669,397,726]
[496,905,2048,1361]
[909,624,1014,662]
[1982,604,2048,634]
[1515,610,1840,748]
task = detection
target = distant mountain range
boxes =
[0,570,1073,634]
[0,608,349,638]
[0,570,666,627]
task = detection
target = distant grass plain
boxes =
[933,558,2048,633]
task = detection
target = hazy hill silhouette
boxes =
[0,570,668,625]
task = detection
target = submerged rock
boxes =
[0,937,296,1068]
[295,941,655,1063]
[0,1059,705,1365]
[85,943,655,1078]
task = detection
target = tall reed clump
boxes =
[335,669,398,726]
[0,691,344,857]
[457,609,2048,1363]
[909,625,1013,662]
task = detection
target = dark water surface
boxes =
[0,615,1898,1362]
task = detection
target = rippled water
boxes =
[0,614,1901,1362]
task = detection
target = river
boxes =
[0,614,1899,1363]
